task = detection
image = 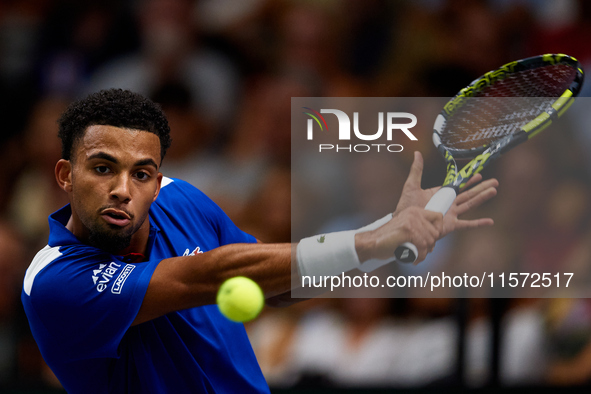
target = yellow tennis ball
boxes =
[217,276,264,322]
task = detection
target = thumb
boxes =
[404,151,424,188]
[424,210,444,225]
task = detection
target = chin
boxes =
[88,229,133,255]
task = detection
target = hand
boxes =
[356,206,443,264]
[394,151,498,238]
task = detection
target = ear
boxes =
[55,159,73,193]
[153,172,163,202]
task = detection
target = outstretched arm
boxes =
[133,206,443,323]
[135,152,498,321]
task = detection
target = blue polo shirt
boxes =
[22,177,270,393]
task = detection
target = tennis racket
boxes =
[395,53,584,264]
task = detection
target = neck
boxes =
[119,218,151,256]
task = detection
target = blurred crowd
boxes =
[1,0,591,390]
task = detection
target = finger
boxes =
[424,210,444,225]
[429,242,436,254]
[456,184,497,210]
[455,178,499,205]
[414,233,436,264]
[404,151,424,188]
[462,174,500,191]
[454,179,498,211]
[453,218,495,231]
[462,173,483,189]
[455,187,498,216]
[414,246,430,265]
[429,224,441,241]
[414,250,427,265]
[419,215,442,243]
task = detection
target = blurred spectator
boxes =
[2,1,591,391]
[0,221,26,386]
[246,298,327,387]
[153,81,268,219]
[0,129,26,218]
[0,0,52,86]
[85,0,240,133]
[490,141,551,242]
[194,0,270,76]
[376,0,506,96]
[338,0,396,80]
[8,96,69,246]
[465,299,547,387]
[236,165,291,243]
[443,228,546,386]
[227,1,365,169]
[37,1,139,97]
[545,298,591,385]
[526,0,591,94]
[521,178,591,275]
[288,293,457,388]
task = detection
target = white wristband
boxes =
[296,213,395,280]
[297,230,359,281]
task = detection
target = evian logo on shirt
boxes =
[92,262,121,292]
[183,246,204,256]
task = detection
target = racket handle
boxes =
[394,187,457,264]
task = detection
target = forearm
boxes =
[134,243,295,325]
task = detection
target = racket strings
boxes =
[439,63,578,150]
[441,98,553,150]
[478,64,577,97]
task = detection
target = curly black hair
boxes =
[58,89,172,162]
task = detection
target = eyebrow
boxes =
[135,158,159,169]
[88,152,118,163]
[87,152,159,169]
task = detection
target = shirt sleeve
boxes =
[27,247,158,361]
[161,178,257,246]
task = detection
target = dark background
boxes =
[2,0,591,392]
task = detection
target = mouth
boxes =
[100,208,132,227]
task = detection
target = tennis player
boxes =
[21,89,497,393]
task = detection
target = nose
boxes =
[110,173,132,202]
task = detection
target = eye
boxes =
[95,166,110,174]
[135,171,150,180]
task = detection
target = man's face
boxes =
[59,125,162,254]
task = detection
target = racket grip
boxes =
[394,242,419,263]
[424,187,457,214]
[394,187,457,264]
